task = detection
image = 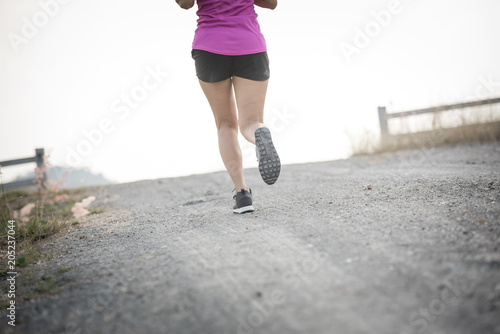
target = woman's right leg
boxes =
[198,78,249,192]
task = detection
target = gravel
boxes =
[3,142,500,334]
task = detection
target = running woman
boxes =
[176,0,280,214]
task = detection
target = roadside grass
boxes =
[0,175,103,301]
[0,187,78,262]
[349,104,500,155]
[58,266,72,274]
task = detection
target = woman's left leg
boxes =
[198,78,249,192]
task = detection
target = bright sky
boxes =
[1,0,500,183]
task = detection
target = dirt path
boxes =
[4,142,500,334]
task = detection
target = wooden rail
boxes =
[0,148,46,190]
[378,97,500,142]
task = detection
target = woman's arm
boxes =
[254,0,277,10]
[176,0,195,10]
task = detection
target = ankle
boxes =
[234,187,250,193]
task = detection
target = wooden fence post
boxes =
[35,148,46,190]
[0,148,47,190]
[378,106,389,145]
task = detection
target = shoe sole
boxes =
[233,205,255,214]
[255,127,281,185]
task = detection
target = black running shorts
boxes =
[191,49,270,83]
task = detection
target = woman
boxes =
[176,0,280,214]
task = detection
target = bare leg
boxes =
[198,78,248,191]
[232,76,269,144]
[233,76,280,185]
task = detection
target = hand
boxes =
[254,0,278,10]
[176,0,195,10]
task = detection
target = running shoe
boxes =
[233,189,254,214]
[255,127,281,185]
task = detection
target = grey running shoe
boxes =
[255,127,280,185]
[233,189,254,214]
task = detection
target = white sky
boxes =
[1,0,500,183]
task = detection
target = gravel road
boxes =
[4,142,500,334]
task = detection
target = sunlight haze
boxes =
[1,0,499,184]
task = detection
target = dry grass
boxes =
[350,103,500,155]
[1,188,72,267]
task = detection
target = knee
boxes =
[217,119,238,132]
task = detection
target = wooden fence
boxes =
[0,148,46,190]
[378,97,500,143]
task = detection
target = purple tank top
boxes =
[192,0,267,56]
